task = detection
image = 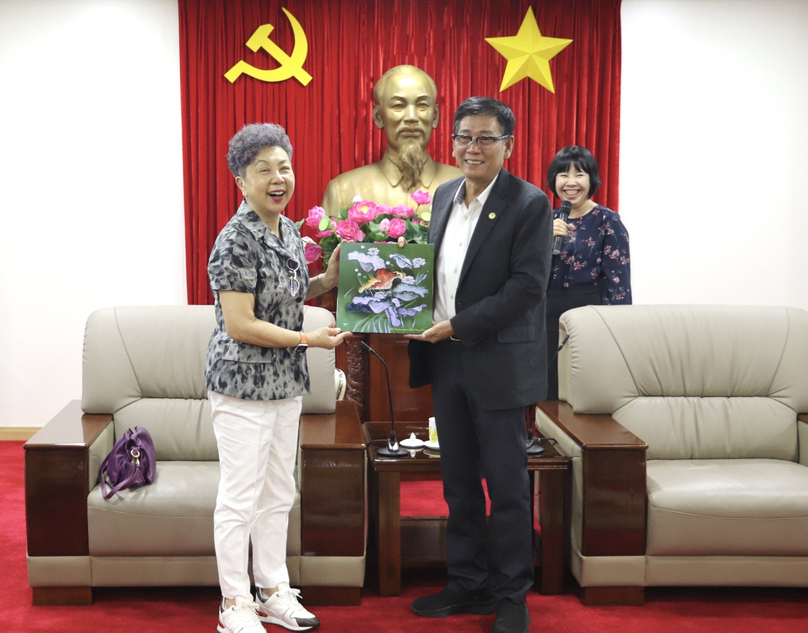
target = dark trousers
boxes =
[546,285,603,400]
[429,339,534,602]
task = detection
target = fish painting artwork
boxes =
[358,269,407,293]
[337,242,435,334]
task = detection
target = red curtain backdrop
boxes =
[179,0,622,305]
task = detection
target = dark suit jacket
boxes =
[408,168,553,410]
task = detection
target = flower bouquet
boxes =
[297,189,433,266]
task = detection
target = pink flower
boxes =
[303,240,322,264]
[375,204,392,217]
[386,218,407,239]
[335,220,365,242]
[391,205,414,219]
[304,206,326,229]
[411,189,432,205]
[378,218,390,233]
[348,200,377,225]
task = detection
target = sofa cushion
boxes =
[83,306,213,415]
[88,462,301,558]
[114,398,217,461]
[559,305,808,460]
[82,305,337,461]
[646,459,808,557]
[614,397,798,461]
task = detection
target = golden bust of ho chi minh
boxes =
[321,65,461,214]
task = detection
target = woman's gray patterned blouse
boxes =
[205,201,311,401]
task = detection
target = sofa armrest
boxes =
[299,400,366,557]
[24,400,112,557]
[536,401,647,557]
[799,413,808,467]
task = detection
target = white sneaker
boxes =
[218,596,266,633]
[256,583,320,631]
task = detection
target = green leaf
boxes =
[403,223,421,242]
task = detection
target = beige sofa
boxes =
[536,305,808,605]
[25,305,366,606]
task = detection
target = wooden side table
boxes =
[363,421,571,596]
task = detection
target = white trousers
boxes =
[209,390,302,600]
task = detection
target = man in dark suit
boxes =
[407,97,552,633]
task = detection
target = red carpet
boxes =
[3,441,807,632]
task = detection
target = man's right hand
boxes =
[405,320,454,344]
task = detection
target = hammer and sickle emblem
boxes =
[225,8,312,86]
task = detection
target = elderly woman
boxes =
[545,146,631,399]
[206,123,349,633]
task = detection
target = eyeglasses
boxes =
[451,134,510,148]
[286,258,300,297]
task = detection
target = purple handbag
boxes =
[98,426,156,499]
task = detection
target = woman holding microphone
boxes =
[545,146,631,399]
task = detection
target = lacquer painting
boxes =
[336,243,434,334]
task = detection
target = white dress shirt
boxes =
[434,175,499,323]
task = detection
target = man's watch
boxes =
[295,332,308,353]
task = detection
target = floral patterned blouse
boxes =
[549,204,631,304]
[205,201,311,401]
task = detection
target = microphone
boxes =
[552,200,572,256]
[361,341,406,458]
[525,407,545,456]
[526,427,545,456]
[530,331,573,454]
[547,334,570,369]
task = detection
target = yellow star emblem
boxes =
[486,7,572,93]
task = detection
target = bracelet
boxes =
[316,274,328,292]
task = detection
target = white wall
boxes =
[0,0,186,428]
[621,0,808,308]
[1,0,806,428]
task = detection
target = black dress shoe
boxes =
[492,599,529,633]
[412,587,497,618]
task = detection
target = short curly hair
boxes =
[226,123,293,177]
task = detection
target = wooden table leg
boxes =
[376,470,402,596]
[539,468,566,594]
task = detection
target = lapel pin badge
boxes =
[489,212,496,219]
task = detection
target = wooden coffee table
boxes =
[363,421,571,596]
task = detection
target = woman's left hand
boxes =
[309,323,352,349]
[321,243,341,289]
